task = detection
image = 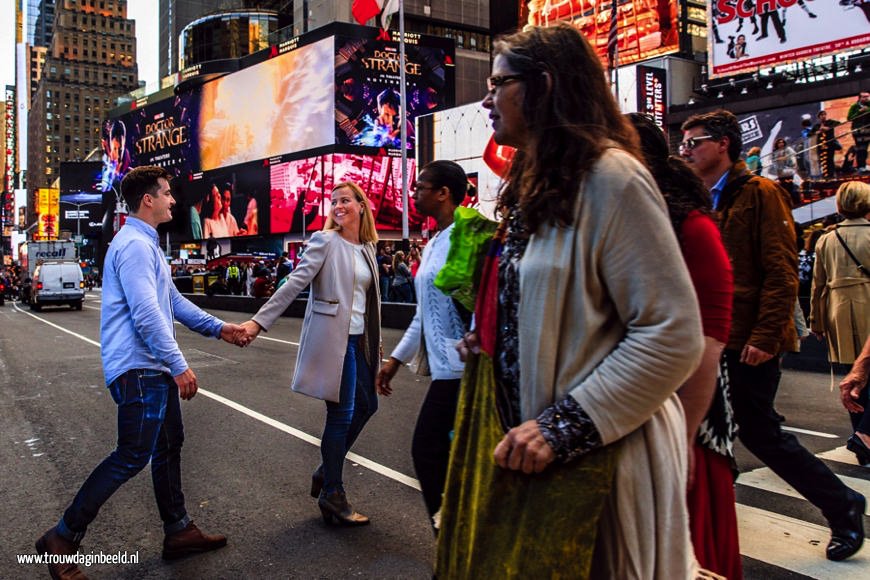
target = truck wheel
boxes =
[72,301,83,311]
[31,302,41,312]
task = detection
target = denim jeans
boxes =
[57,369,189,542]
[321,335,378,494]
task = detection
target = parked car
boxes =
[30,261,85,311]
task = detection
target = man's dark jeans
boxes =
[726,350,855,523]
[57,369,189,542]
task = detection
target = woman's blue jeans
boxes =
[321,335,378,494]
[57,369,189,542]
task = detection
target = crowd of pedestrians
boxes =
[28,23,870,580]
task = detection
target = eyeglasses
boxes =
[678,135,716,152]
[413,183,438,193]
[486,74,525,94]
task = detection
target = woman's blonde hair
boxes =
[323,181,379,243]
[392,250,405,271]
[747,146,761,157]
[836,180,870,219]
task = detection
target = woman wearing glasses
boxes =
[437,24,705,579]
[240,182,382,526]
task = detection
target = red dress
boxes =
[680,210,743,580]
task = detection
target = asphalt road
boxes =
[1,292,868,579]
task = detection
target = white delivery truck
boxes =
[18,241,82,310]
[30,260,85,311]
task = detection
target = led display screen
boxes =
[198,36,335,171]
[521,1,680,68]
[270,152,425,234]
[334,31,455,151]
[709,2,870,78]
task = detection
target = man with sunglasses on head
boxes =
[681,110,865,562]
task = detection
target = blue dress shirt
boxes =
[710,170,730,211]
[101,217,224,385]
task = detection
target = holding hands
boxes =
[220,322,253,347]
[239,320,263,344]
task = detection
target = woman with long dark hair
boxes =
[439,24,705,578]
[628,113,740,579]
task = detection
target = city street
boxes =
[1,292,868,579]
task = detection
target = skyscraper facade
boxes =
[27,0,139,198]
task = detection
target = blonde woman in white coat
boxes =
[241,182,381,525]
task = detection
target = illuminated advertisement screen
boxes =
[521,1,679,68]
[198,36,335,171]
[170,163,270,241]
[101,92,200,193]
[270,152,426,234]
[334,31,455,151]
[709,2,870,78]
[736,95,860,180]
[60,162,106,236]
[36,188,59,240]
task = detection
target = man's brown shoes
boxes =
[35,528,88,580]
[162,521,227,560]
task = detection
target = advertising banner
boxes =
[101,92,200,193]
[59,162,106,236]
[36,188,59,240]
[198,36,335,172]
[334,30,455,152]
[522,1,679,68]
[734,94,861,180]
[176,163,270,241]
[709,1,870,78]
[269,152,425,234]
[636,65,667,128]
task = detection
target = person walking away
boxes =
[809,181,870,464]
[681,109,865,561]
[34,166,249,579]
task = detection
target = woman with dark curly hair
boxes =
[629,113,740,579]
[438,24,705,579]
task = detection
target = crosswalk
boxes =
[737,445,869,578]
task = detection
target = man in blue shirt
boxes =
[36,166,249,579]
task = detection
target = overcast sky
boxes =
[0,0,159,90]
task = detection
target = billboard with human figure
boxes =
[709,1,870,78]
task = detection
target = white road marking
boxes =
[782,425,839,439]
[738,467,870,516]
[737,504,868,578]
[15,302,420,491]
[817,446,865,467]
[13,303,100,347]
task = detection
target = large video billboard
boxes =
[709,2,870,78]
[522,1,679,68]
[335,31,455,151]
[100,92,200,194]
[270,152,427,234]
[59,162,106,236]
[198,36,335,171]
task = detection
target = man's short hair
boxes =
[121,166,172,213]
[681,109,743,163]
[377,88,400,110]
